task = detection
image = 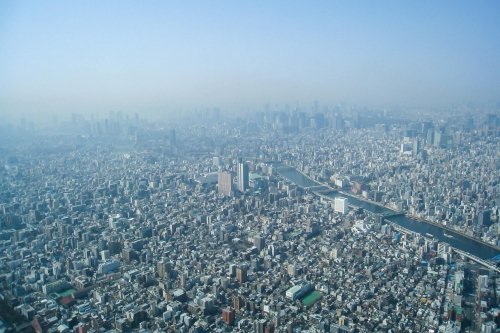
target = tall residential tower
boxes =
[237,161,249,192]
[218,171,232,196]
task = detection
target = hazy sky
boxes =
[1,1,500,120]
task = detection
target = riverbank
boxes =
[405,214,500,252]
[338,191,500,254]
[337,190,398,210]
[330,186,499,254]
[387,221,500,274]
[277,165,499,260]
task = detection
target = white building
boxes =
[237,162,249,192]
[98,259,120,274]
[334,197,348,214]
[218,171,233,196]
[285,282,313,301]
[286,285,302,300]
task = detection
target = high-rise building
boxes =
[255,319,267,333]
[478,210,492,226]
[412,138,420,156]
[233,295,243,310]
[222,307,235,325]
[236,265,247,283]
[334,197,348,214]
[157,260,171,278]
[253,235,265,251]
[433,128,447,147]
[218,171,232,196]
[479,275,489,289]
[238,161,249,192]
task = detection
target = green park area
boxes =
[301,291,322,306]
[56,289,76,298]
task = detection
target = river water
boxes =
[277,166,500,261]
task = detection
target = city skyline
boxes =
[1,2,500,331]
[0,110,498,331]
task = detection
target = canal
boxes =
[277,166,500,261]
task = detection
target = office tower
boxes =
[400,142,412,155]
[421,121,432,133]
[236,266,247,283]
[333,114,344,130]
[233,295,243,310]
[334,197,348,214]
[238,161,249,192]
[426,129,434,145]
[157,260,171,278]
[486,113,497,130]
[433,129,443,147]
[412,138,420,156]
[478,210,492,226]
[100,250,110,261]
[180,272,188,288]
[253,235,265,251]
[169,129,176,146]
[254,319,267,333]
[222,307,235,325]
[218,171,232,196]
[478,275,489,289]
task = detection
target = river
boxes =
[277,166,500,261]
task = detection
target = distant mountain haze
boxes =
[1,1,499,121]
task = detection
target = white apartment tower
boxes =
[334,197,348,214]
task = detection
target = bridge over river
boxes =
[275,164,500,261]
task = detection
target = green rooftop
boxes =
[301,291,322,306]
[56,289,76,298]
